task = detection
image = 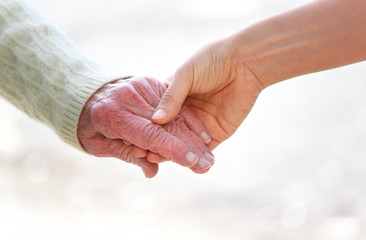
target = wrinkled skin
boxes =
[152,39,263,150]
[77,76,214,178]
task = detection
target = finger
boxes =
[100,112,201,168]
[156,76,171,96]
[84,136,159,178]
[189,156,212,174]
[133,77,211,146]
[179,105,211,144]
[147,151,169,163]
[124,140,132,145]
[208,138,221,150]
[127,77,213,169]
[163,118,214,172]
[108,139,159,178]
[152,66,193,125]
[162,76,172,87]
[138,158,159,178]
[117,84,155,119]
[132,77,166,108]
[134,146,148,158]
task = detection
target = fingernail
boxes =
[198,157,211,170]
[204,152,215,165]
[186,152,199,166]
[201,131,211,144]
[152,109,167,120]
[142,167,148,178]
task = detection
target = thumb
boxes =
[152,68,192,125]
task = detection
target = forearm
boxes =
[0,0,117,148]
[230,0,366,87]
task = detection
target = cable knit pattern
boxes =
[0,0,118,149]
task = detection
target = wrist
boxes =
[224,34,268,93]
[227,24,289,89]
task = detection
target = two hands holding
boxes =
[77,39,263,178]
[0,0,364,178]
[77,0,366,177]
[77,76,217,178]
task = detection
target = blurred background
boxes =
[1,0,366,239]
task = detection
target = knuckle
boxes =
[118,84,148,108]
[116,144,135,163]
[142,125,169,152]
[130,77,144,86]
[90,100,109,123]
[164,118,185,136]
[143,125,160,144]
[89,99,129,138]
[119,84,137,99]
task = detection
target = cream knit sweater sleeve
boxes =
[0,0,118,149]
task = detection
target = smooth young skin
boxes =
[152,0,366,153]
[153,41,262,150]
[78,77,214,178]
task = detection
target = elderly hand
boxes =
[77,76,214,178]
[152,39,263,150]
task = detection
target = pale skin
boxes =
[77,77,214,178]
[78,0,366,174]
[148,0,366,164]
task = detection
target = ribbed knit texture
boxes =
[0,0,118,149]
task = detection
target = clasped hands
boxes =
[78,76,215,178]
[77,38,263,178]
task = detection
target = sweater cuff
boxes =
[59,74,127,151]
